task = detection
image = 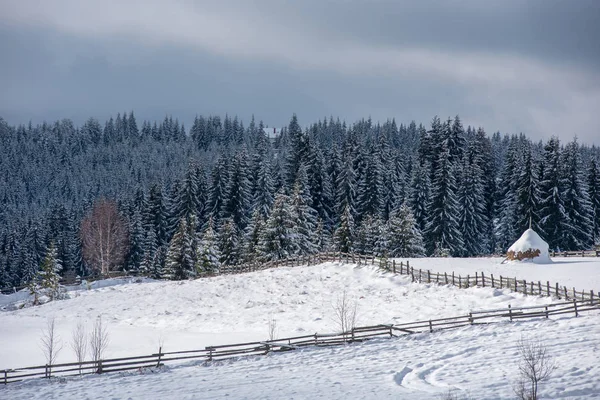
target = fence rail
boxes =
[3,297,598,385]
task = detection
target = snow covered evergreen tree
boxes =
[386,204,425,257]
[164,216,198,280]
[290,165,319,255]
[560,140,593,250]
[334,205,355,253]
[243,210,265,262]
[222,150,251,231]
[198,217,221,273]
[218,218,239,266]
[425,144,464,256]
[257,189,295,261]
[515,143,542,235]
[587,159,600,245]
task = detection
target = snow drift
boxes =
[506,229,551,264]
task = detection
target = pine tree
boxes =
[386,204,425,257]
[126,210,145,272]
[560,140,593,250]
[539,137,569,250]
[458,141,489,256]
[495,138,520,251]
[353,214,382,256]
[223,151,251,231]
[251,149,274,219]
[334,205,354,253]
[198,217,221,274]
[243,210,265,262]
[218,218,239,266]
[587,159,600,245]
[164,216,197,280]
[425,145,464,256]
[515,144,542,234]
[257,189,295,261]
[32,242,63,302]
[291,165,319,256]
[408,160,430,234]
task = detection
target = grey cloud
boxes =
[0,0,598,144]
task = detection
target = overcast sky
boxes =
[1,0,599,144]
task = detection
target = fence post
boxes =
[3,370,6,385]
[499,275,503,289]
[523,280,527,295]
[411,268,415,283]
[545,306,549,318]
[490,274,494,288]
[556,282,559,298]
[452,272,455,286]
[444,272,448,284]
[469,312,473,325]
[573,287,577,300]
[508,304,513,322]
[538,281,541,296]
[481,272,485,287]
[514,278,518,293]
[98,360,103,374]
[475,272,478,286]
[45,364,49,379]
[530,281,534,295]
[573,300,578,317]
[314,333,318,346]
[466,275,470,288]
[429,320,433,333]
[427,270,431,283]
[393,260,396,274]
[591,290,595,305]
[564,286,568,299]
[459,275,462,288]
[419,269,422,283]
[156,346,163,367]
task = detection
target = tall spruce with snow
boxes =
[587,159,600,245]
[334,205,355,253]
[354,214,383,256]
[495,138,520,251]
[285,114,306,186]
[222,150,251,231]
[539,137,569,250]
[356,143,385,220]
[257,189,296,261]
[243,210,265,262]
[33,242,63,301]
[458,140,489,256]
[408,160,431,234]
[250,145,274,219]
[290,165,319,256]
[207,155,229,225]
[560,140,593,250]
[218,218,240,266]
[305,139,333,228]
[198,217,221,273]
[515,143,543,236]
[164,216,198,280]
[386,203,425,257]
[425,143,464,256]
[335,154,357,223]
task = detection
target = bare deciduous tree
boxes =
[71,320,87,374]
[268,317,277,341]
[514,336,557,400]
[90,316,110,366]
[333,289,358,337]
[40,317,63,366]
[81,199,129,275]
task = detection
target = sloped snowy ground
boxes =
[1,259,600,399]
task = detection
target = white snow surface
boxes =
[507,228,551,263]
[1,259,600,399]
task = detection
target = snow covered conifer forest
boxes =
[0,113,599,287]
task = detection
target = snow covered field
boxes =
[1,258,600,399]
[403,256,600,293]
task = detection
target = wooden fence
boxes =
[3,297,598,385]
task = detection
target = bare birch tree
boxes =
[81,199,129,275]
[40,317,63,366]
[71,320,88,374]
[333,289,358,337]
[90,316,110,366]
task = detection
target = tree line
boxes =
[0,113,598,288]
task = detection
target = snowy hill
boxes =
[1,258,600,399]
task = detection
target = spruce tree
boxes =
[218,218,239,266]
[243,210,265,262]
[560,140,593,250]
[164,216,197,280]
[198,217,221,273]
[258,189,295,261]
[425,145,464,256]
[386,204,425,257]
[334,205,354,253]
[35,242,63,301]
[587,159,600,245]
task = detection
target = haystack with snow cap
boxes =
[506,228,551,264]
